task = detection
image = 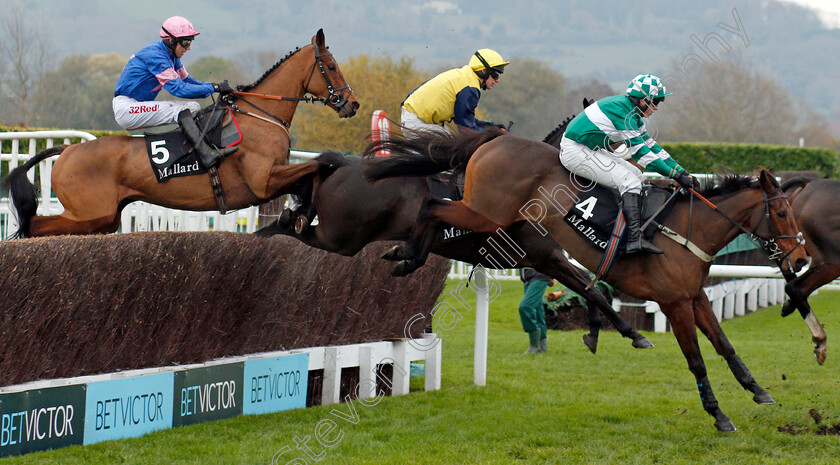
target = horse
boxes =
[363,130,808,432]
[254,151,654,353]
[778,177,840,364]
[3,29,359,238]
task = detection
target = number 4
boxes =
[574,196,597,220]
[150,140,170,164]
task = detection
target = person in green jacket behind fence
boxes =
[519,268,554,354]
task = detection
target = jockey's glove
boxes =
[675,172,699,190]
[213,80,234,95]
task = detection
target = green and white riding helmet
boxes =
[625,74,672,104]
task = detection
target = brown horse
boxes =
[3,29,358,238]
[779,177,840,364]
[254,151,653,353]
[364,130,808,432]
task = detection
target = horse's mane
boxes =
[236,46,308,92]
[542,98,594,148]
[678,173,758,201]
[542,114,575,147]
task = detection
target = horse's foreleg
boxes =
[668,300,736,432]
[783,264,838,364]
[692,293,774,405]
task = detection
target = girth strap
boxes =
[655,223,715,262]
[208,167,228,214]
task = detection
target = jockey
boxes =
[400,49,509,139]
[113,16,236,168]
[559,74,698,255]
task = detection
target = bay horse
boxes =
[3,29,359,238]
[254,151,653,353]
[778,177,840,364]
[364,130,808,432]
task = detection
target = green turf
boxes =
[4,280,839,464]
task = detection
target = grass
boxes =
[4,280,840,464]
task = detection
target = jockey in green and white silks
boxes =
[560,74,698,255]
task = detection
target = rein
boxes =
[682,186,805,269]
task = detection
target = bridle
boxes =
[224,39,354,129]
[683,183,806,271]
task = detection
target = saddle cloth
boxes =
[564,184,675,252]
[426,173,474,243]
[145,105,242,183]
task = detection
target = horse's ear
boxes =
[759,169,780,190]
[314,29,326,49]
[582,98,594,109]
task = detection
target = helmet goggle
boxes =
[473,51,504,80]
[178,38,193,48]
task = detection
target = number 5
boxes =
[151,140,170,164]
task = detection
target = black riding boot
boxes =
[622,192,663,254]
[177,109,237,169]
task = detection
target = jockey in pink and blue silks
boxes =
[113,16,235,168]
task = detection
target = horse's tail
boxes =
[2,145,65,238]
[364,128,506,182]
[779,176,816,193]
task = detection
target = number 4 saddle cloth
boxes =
[564,184,675,253]
[144,105,242,183]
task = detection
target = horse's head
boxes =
[306,29,359,118]
[754,169,809,274]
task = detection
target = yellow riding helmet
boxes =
[469,49,510,73]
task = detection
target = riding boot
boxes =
[177,109,237,169]
[622,192,663,254]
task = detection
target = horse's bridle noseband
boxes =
[748,192,806,271]
[307,42,353,111]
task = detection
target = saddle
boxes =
[144,103,242,184]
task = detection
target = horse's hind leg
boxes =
[534,249,653,353]
[392,197,504,276]
[667,299,736,432]
[691,292,774,406]
[28,213,121,236]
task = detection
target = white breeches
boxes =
[112,96,201,130]
[559,135,644,196]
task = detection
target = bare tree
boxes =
[657,58,798,145]
[0,2,55,125]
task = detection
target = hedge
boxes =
[661,142,840,178]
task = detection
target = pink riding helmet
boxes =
[159,16,199,39]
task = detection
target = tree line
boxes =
[2,6,837,154]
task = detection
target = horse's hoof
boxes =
[294,215,309,234]
[753,391,775,405]
[381,245,403,261]
[392,261,410,277]
[714,417,737,433]
[582,334,598,354]
[278,208,293,227]
[815,345,827,365]
[632,335,654,349]
[781,300,795,317]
